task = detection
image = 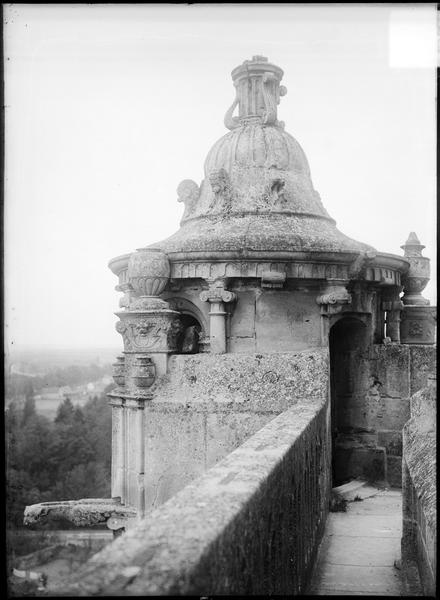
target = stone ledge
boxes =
[23,499,137,529]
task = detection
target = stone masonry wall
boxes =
[368,345,436,486]
[60,398,331,596]
[337,344,436,487]
[401,378,436,596]
[144,349,328,510]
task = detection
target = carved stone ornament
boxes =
[128,248,170,309]
[115,314,175,353]
[400,232,431,306]
[200,279,237,304]
[266,178,287,210]
[224,55,286,130]
[177,179,200,220]
[408,321,424,337]
[208,168,233,213]
[112,355,125,387]
[317,282,352,313]
[400,305,436,345]
[224,88,240,131]
[23,499,136,528]
[261,270,286,289]
[133,356,156,388]
[166,317,185,352]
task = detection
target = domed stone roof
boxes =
[152,56,374,257]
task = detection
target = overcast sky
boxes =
[4,3,437,351]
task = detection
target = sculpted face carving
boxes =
[208,169,232,212]
[177,179,200,219]
[267,178,286,209]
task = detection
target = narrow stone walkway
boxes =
[307,485,421,596]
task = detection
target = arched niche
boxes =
[166,297,207,354]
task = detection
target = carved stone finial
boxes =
[177,179,200,220]
[401,232,425,258]
[224,56,285,130]
[128,248,170,309]
[400,232,430,306]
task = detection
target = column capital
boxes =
[199,278,237,304]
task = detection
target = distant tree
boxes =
[6,388,112,529]
[54,397,75,424]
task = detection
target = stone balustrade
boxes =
[57,397,331,596]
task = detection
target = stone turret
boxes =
[24,54,435,539]
[109,55,413,358]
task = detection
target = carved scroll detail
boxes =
[261,71,278,125]
[224,92,240,131]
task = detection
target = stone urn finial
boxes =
[128,248,170,309]
[224,55,287,130]
[400,232,430,306]
[401,232,425,258]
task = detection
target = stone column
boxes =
[108,396,125,502]
[381,291,404,343]
[400,233,436,345]
[110,248,181,512]
[125,398,146,518]
[200,279,236,354]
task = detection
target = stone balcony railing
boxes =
[56,397,331,596]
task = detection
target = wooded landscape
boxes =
[6,390,113,530]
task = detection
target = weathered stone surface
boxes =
[377,431,402,457]
[370,344,410,399]
[152,349,328,410]
[57,399,330,596]
[139,350,328,510]
[385,455,402,488]
[144,410,207,511]
[409,345,437,395]
[333,446,386,484]
[205,411,274,467]
[401,378,436,596]
[23,499,136,529]
[255,289,321,351]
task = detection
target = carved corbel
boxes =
[316,282,352,315]
[261,270,286,289]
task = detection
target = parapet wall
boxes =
[401,378,436,596]
[143,349,328,510]
[62,397,331,596]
